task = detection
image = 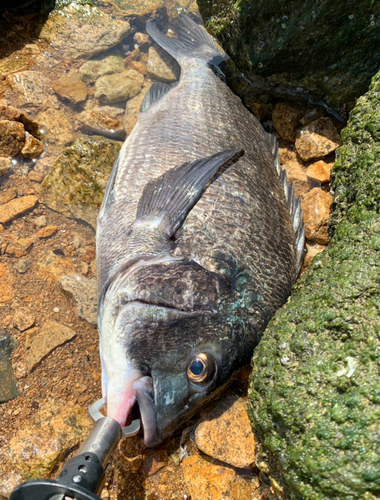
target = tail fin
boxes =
[146,14,226,65]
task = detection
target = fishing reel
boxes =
[10,398,140,500]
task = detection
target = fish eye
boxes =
[187,353,216,384]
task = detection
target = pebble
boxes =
[0,195,38,224]
[28,170,44,183]
[58,274,97,327]
[81,248,96,262]
[34,156,54,178]
[306,160,333,184]
[14,258,32,274]
[33,215,47,227]
[301,188,333,244]
[0,157,12,177]
[147,45,180,83]
[6,237,34,257]
[142,450,168,477]
[95,70,144,104]
[134,32,151,50]
[36,108,75,147]
[13,308,35,332]
[26,321,76,372]
[52,72,88,104]
[0,105,39,136]
[195,395,256,468]
[295,117,342,161]
[37,225,58,238]
[0,263,13,302]
[182,455,251,500]
[0,187,18,205]
[76,109,125,140]
[36,249,76,281]
[0,120,25,157]
[0,331,18,403]
[272,102,304,142]
[21,131,45,159]
[124,84,151,135]
[79,55,125,84]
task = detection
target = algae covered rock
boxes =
[248,71,380,499]
[41,135,121,228]
[198,0,380,110]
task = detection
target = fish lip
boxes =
[132,376,161,447]
[121,299,217,318]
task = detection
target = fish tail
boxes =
[146,14,226,66]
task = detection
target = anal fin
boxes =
[141,82,178,112]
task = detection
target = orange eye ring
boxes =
[187,353,215,384]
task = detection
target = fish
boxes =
[96,14,305,447]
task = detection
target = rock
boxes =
[40,2,131,60]
[81,249,96,262]
[52,72,88,104]
[0,105,39,136]
[1,187,18,205]
[76,108,125,140]
[6,237,34,258]
[306,160,333,184]
[281,162,312,199]
[36,108,75,147]
[0,157,12,177]
[302,242,326,272]
[28,170,44,183]
[195,395,256,468]
[0,331,18,402]
[36,250,76,282]
[301,188,333,244]
[79,55,125,84]
[41,135,121,228]
[95,70,144,104]
[0,263,13,303]
[58,274,97,326]
[124,84,151,135]
[0,472,24,499]
[295,117,342,161]
[246,102,272,121]
[96,0,164,18]
[182,455,251,500]
[142,450,168,476]
[147,45,180,83]
[26,321,76,372]
[14,258,32,274]
[8,71,57,109]
[37,225,58,238]
[21,132,45,159]
[13,308,35,332]
[90,260,97,277]
[8,400,93,480]
[272,102,304,142]
[33,215,47,227]
[0,120,25,157]
[0,195,38,224]
[34,156,55,178]
[134,32,151,50]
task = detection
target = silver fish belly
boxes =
[96,15,304,446]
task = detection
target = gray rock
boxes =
[58,273,97,326]
[7,71,58,109]
[95,70,144,104]
[13,308,35,332]
[79,55,125,84]
[14,258,33,274]
[0,331,18,403]
[147,45,180,83]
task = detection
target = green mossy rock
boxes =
[248,72,380,499]
[197,0,380,111]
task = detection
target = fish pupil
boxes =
[190,360,204,376]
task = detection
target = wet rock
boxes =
[77,108,125,139]
[182,454,251,500]
[37,225,58,238]
[36,108,75,147]
[247,102,272,121]
[306,160,333,184]
[96,0,164,18]
[36,250,76,281]
[295,117,342,161]
[0,331,18,402]
[28,170,44,183]
[8,400,93,480]
[282,163,312,199]
[195,395,256,468]
[26,321,76,372]
[81,249,96,262]
[52,71,88,104]
[1,187,18,204]
[34,156,55,178]
[142,450,168,476]
[14,258,32,274]
[301,188,333,244]
[13,308,35,332]
[21,132,45,159]
[0,105,39,136]
[124,84,151,135]
[90,260,97,277]
[58,274,97,326]
[302,242,326,271]
[40,2,131,60]
[95,70,144,104]
[0,472,24,499]
[0,120,25,157]
[0,195,38,224]
[41,135,121,228]
[6,237,34,258]
[147,45,180,83]
[79,55,125,84]
[0,263,13,303]
[8,71,57,109]
[134,32,151,50]
[272,102,304,142]
[0,157,12,177]
[33,215,47,227]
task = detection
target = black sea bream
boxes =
[96,15,304,446]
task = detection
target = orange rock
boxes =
[302,242,326,272]
[52,72,88,104]
[272,102,304,142]
[0,263,13,302]
[81,248,96,262]
[182,455,251,500]
[0,195,38,224]
[0,120,25,157]
[195,396,256,468]
[307,160,333,184]
[0,187,18,204]
[0,104,39,136]
[28,171,44,183]
[282,162,314,199]
[37,225,58,238]
[301,188,333,244]
[21,132,45,159]
[295,117,342,161]
[128,60,148,75]
[5,237,34,257]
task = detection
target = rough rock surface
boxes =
[0,157,12,177]
[295,117,342,161]
[79,55,125,84]
[21,132,45,159]
[0,120,25,157]
[52,72,88,104]
[272,102,304,142]
[301,188,333,244]
[306,160,333,184]
[0,196,38,224]
[77,108,125,139]
[58,274,97,326]
[249,71,380,500]
[147,45,180,83]
[36,108,75,147]
[7,71,57,109]
[0,105,39,136]
[95,70,144,104]
[124,84,151,135]
[0,332,18,403]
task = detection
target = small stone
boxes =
[26,321,76,372]
[25,327,38,349]
[52,72,88,104]
[1,187,18,204]
[124,85,151,135]
[28,170,44,183]
[36,250,76,282]
[142,450,168,476]
[79,55,125,84]
[37,225,58,238]
[77,109,125,140]
[34,156,54,177]
[0,157,12,177]
[0,195,38,224]
[306,160,333,184]
[147,45,180,83]
[36,109,75,147]
[14,258,32,274]
[58,274,97,326]
[195,396,256,468]
[34,216,47,227]
[272,102,304,141]
[0,105,39,136]
[6,237,34,258]
[182,454,251,500]
[0,332,18,402]
[302,242,326,272]
[295,117,342,161]
[134,32,151,49]
[301,188,333,244]
[13,308,35,332]
[81,249,96,262]
[90,260,97,277]
[0,120,25,157]
[80,261,89,275]
[95,70,144,104]
[53,307,60,313]
[21,132,45,159]
[0,263,13,302]
[282,162,311,199]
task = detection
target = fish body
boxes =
[97,15,304,446]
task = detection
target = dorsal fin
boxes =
[266,132,305,279]
[141,82,177,112]
[134,149,244,238]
